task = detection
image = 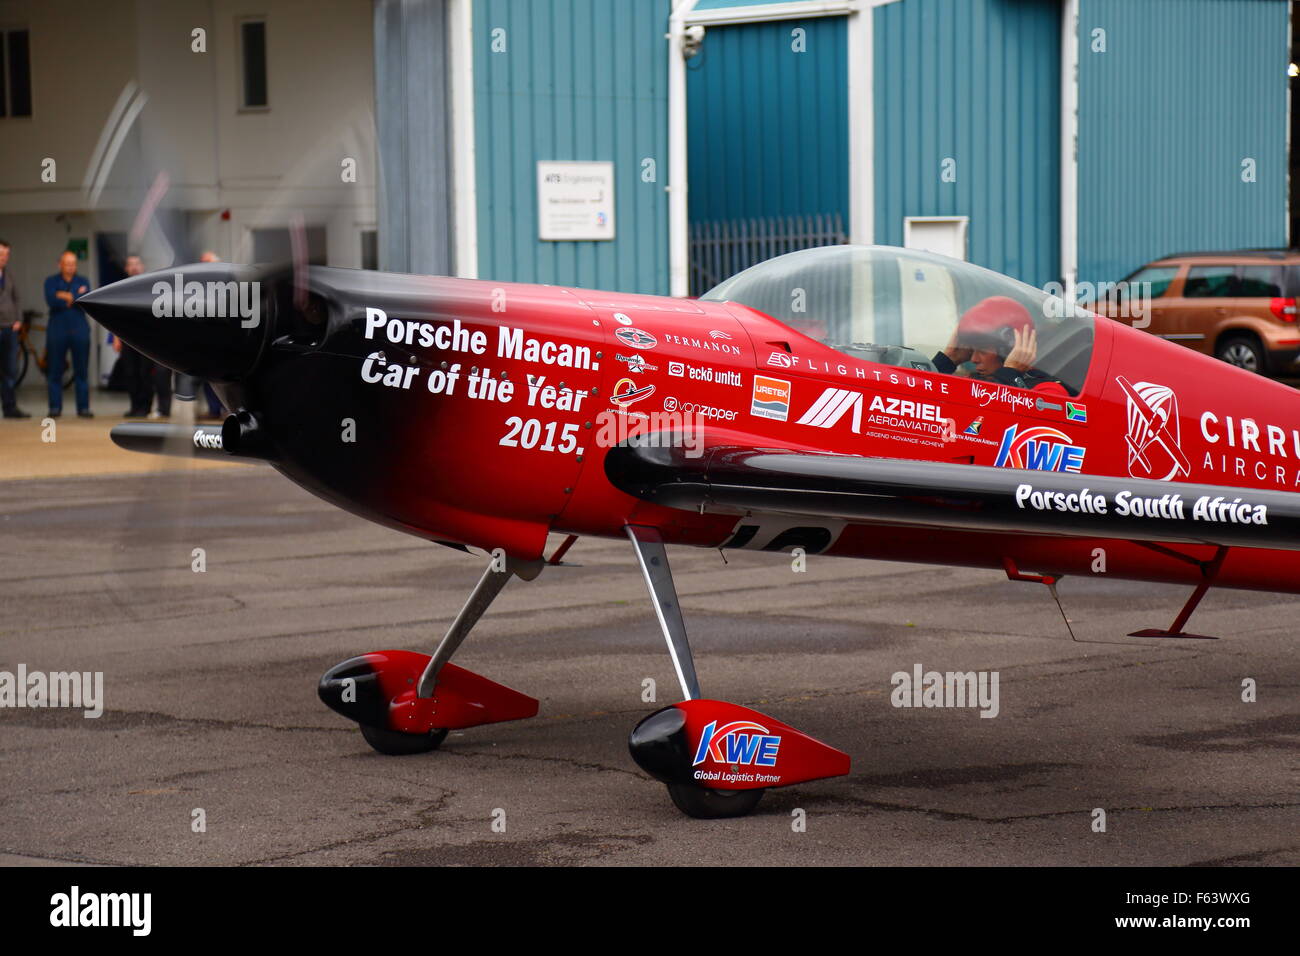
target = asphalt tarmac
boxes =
[1,464,1296,866]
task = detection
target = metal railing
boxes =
[689,212,848,297]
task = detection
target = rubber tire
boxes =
[666,782,765,819]
[359,723,449,756]
[1216,334,1267,374]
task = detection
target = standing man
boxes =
[0,239,30,418]
[43,250,93,418]
[111,254,169,417]
[196,249,225,421]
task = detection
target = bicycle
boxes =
[12,310,76,391]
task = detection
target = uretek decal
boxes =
[1118,376,1190,480]
[994,424,1086,473]
[751,376,791,421]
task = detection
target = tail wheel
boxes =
[666,782,765,819]
[359,723,448,756]
[1216,334,1266,374]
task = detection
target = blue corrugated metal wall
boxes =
[1077,0,1289,287]
[874,0,1062,289]
[686,16,849,223]
[693,0,806,11]
[474,0,670,293]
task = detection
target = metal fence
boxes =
[689,213,848,297]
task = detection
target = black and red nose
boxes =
[77,264,273,381]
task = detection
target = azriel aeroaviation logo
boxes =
[1117,376,1190,480]
[691,719,782,767]
[994,424,1085,472]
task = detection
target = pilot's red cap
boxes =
[956,296,1033,357]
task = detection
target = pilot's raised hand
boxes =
[943,330,972,364]
[1005,326,1037,372]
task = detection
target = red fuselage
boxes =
[232,271,1300,597]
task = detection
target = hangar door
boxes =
[687,16,849,296]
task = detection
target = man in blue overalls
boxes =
[43,250,93,417]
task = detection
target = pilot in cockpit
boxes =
[932,296,1056,390]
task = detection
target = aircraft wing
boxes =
[605,442,1300,553]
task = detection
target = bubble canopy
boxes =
[702,245,1096,395]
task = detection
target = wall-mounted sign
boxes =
[537,161,615,241]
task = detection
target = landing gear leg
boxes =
[319,553,543,755]
[625,525,765,818]
[416,555,542,698]
[625,525,701,702]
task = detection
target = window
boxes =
[240,20,268,109]
[1,29,32,118]
[1183,264,1238,298]
[1236,265,1283,298]
[702,245,1096,396]
[1286,266,1300,298]
[1124,266,1178,300]
[251,225,326,264]
[360,230,377,270]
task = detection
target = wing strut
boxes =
[1127,545,1228,640]
[1001,552,1227,643]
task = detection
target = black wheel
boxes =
[15,346,29,387]
[1216,334,1266,374]
[359,723,448,755]
[666,782,765,819]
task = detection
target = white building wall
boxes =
[0,0,376,391]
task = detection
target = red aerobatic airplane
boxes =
[80,244,1300,817]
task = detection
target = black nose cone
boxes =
[78,264,272,381]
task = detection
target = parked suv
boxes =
[1094,250,1300,374]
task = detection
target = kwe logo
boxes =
[994,424,1085,473]
[692,719,782,767]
